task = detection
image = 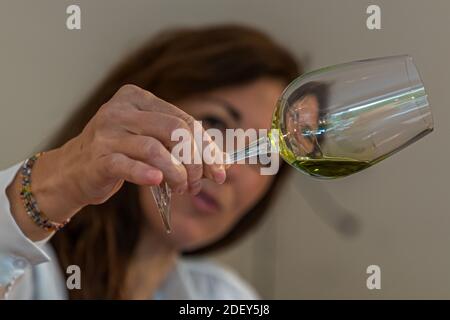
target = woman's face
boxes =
[287,94,320,156]
[138,78,285,251]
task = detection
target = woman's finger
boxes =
[98,153,163,186]
[108,135,189,193]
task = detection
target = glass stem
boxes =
[225,135,272,164]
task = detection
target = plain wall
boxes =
[1,0,449,298]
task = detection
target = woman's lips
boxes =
[191,190,221,214]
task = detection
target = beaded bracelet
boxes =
[19,153,70,232]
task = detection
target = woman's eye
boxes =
[201,116,228,132]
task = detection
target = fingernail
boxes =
[214,166,226,184]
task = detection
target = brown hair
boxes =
[48,24,301,299]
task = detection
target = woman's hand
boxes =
[6,84,226,240]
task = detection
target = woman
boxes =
[0,24,301,299]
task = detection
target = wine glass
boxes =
[152,55,434,233]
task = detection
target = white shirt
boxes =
[0,163,258,300]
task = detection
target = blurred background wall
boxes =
[0,0,449,299]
